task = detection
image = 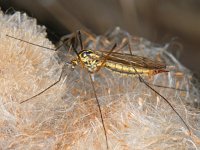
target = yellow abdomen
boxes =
[105,61,167,77]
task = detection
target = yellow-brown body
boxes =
[71,49,168,77]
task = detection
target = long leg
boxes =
[77,30,109,150]
[95,43,117,72]
[6,33,76,104]
[6,35,56,51]
[126,35,191,135]
[88,73,109,150]
[95,34,190,132]
[148,83,186,91]
[138,74,191,134]
[20,69,63,104]
[6,33,76,52]
[95,38,129,73]
[79,29,96,42]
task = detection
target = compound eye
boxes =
[81,51,92,58]
[82,52,87,58]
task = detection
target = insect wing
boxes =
[96,51,166,69]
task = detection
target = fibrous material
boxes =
[0,9,200,150]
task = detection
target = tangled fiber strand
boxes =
[0,9,200,150]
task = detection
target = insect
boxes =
[6,30,191,150]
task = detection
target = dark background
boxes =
[1,0,200,73]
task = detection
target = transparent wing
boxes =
[96,51,166,69]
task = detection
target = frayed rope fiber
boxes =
[0,9,200,150]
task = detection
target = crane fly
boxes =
[6,30,191,150]
[73,49,168,76]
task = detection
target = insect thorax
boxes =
[71,50,102,73]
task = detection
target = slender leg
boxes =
[6,34,73,52]
[77,30,109,150]
[95,43,117,72]
[126,35,191,135]
[15,35,76,104]
[6,35,55,51]
[95,38,130,73]
[88,73,109,150]
[20,69,63,104]
[78,29,96,42]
